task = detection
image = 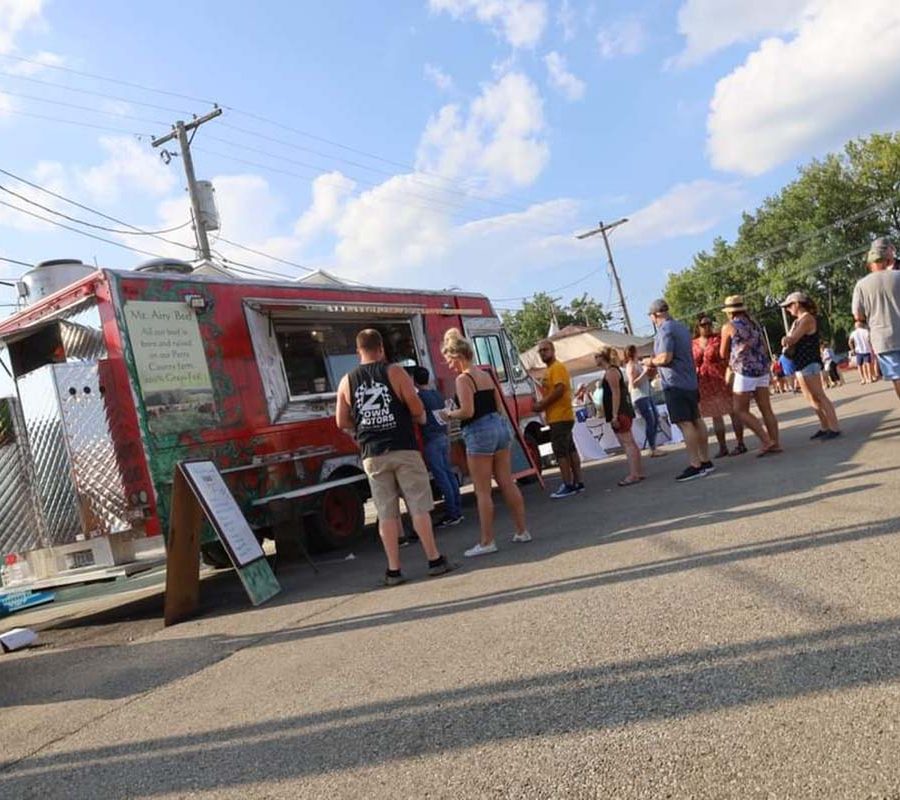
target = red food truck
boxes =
[0,259,542,583]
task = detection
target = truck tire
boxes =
[308,484,365,551]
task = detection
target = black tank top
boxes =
[347,361,418,459]
[792,317,822,370]
[456,372,498,427]
[601,366,635,422]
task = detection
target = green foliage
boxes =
[664,132,900,347]
[501,291,610,351]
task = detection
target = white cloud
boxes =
[0,0,44,54]
[77,137,176,202]
[672,0,810,67]
[557,0,577,41]
[544,51,585,101]
[428,0,547,48]
[293,171,355,242]
[424,63,454,92]
[596,17,646,59]
[707,0,900,175]
[617,180,746,245]
[416,71,549,194]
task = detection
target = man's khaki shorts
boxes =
[362,450,434,520]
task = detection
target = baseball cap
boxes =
[648,298,669,314]
[780,291,810,307]
[867,237,894,263]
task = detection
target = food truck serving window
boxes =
[244,302,423,422]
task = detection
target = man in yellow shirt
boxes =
[533,339,584,498]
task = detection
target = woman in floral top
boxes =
[692,315,746,457]
[720,295,781,456]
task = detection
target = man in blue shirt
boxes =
[413,367,463,527]
[643,299,713,482]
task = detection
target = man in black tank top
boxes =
[337,329,453,585]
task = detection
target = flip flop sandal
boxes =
[618,477,642,486]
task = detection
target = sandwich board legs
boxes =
[164,469,204,627]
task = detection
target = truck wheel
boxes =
[308,484,365,550]
[200,541,232,570]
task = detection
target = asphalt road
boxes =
[2,377,900,799]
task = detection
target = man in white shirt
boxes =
[852,238,900,402]
[847,321,874,385]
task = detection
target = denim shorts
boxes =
[461,412,511,455]
[877,351,900,381]
[797,362,822,377]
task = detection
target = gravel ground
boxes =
[2,378,900,799]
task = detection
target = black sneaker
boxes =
[398,535,411,548]
[676,465,704,482]
[810,429,827,440]
[574,482,586,493]
[427,556,458,577]
[436,515,464,528]
[384,571,406,587]
[821,430,842,440]
[700,461,715,475]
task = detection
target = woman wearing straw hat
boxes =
[720,295,782,456]
[781,292,841,440]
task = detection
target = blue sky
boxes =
[1,0,899,335]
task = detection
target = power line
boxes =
[0,106,150,136]
[214,236,314,273]
[0,53,218,106]
[491,267,598,302]
[0,166,195,250]
[0,69,193,116]
[0,256,31,267]
[217,120,533,216]
[0,87,168,127]
[0,183,192,236]
[0,53,547,217]
[0,198,171,259]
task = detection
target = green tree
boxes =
[664,132,900,349]
[501,291,610,351]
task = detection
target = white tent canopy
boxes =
[521,325,654,378]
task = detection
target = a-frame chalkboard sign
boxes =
[164,460,281,626]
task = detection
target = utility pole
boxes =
[576,217,633,335]
[152,107,222,261]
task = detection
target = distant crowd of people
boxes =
[336,236,900,585]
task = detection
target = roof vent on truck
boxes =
[19,259,96,305]
[134,258,195,274]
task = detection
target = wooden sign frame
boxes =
[164,460,281,626]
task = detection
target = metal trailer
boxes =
[0,264,541,584]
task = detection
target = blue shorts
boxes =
[797,363,822,377]
[461,412,511,455]
[856,353,872,366]
[877,351,900,381]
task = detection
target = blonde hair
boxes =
[595,346,620,367]
[441,327,475,360]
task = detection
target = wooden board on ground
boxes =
[164,460,280,626]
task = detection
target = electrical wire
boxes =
[0,256,31,267]
[0,69,193,116]
[0,198,171,259]
[0,167,196,251]
[213,236,314,273]
[491,267,598,302]
[0,87,168,127]
[217,120,535,215]
[0,183,192,236]
[0,106,150,136]
[0,53,217,106]
[0,52,547,216]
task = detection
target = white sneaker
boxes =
[511,531,532,543]
[464,541,499,557]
